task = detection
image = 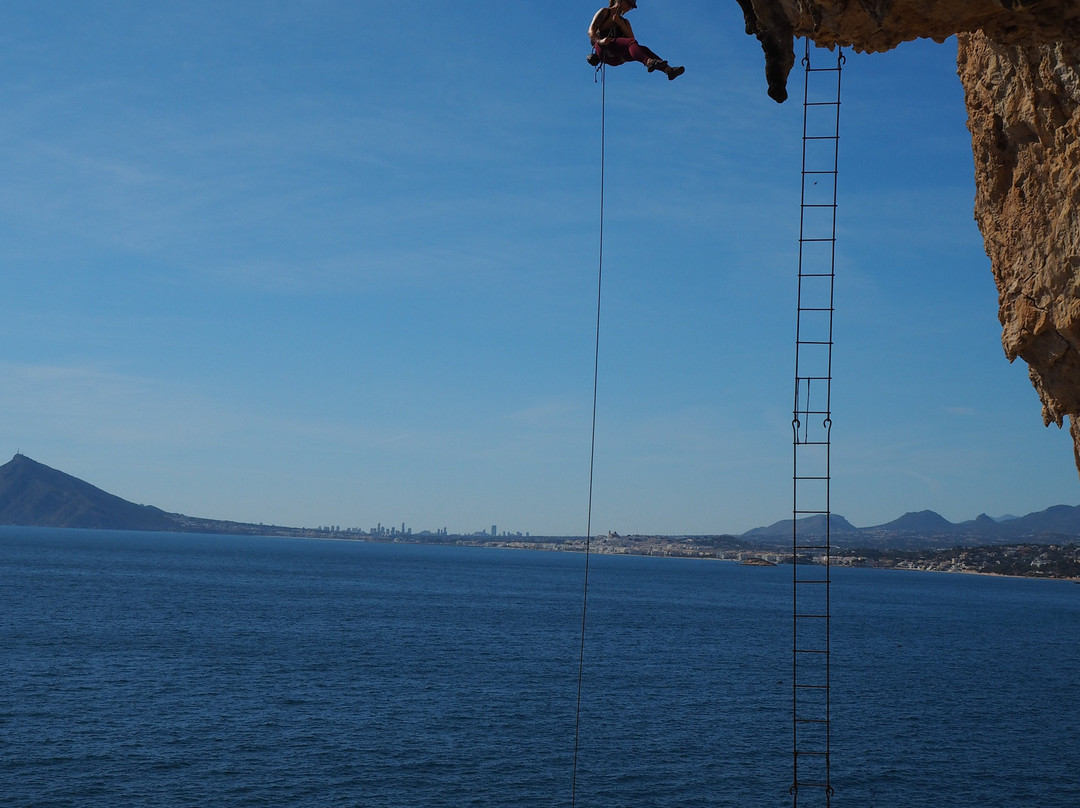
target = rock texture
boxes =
[737,1,1080,477]
[738,1,1080,99]
[959,36,1080,470]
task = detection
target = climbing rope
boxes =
[571,59,606,808]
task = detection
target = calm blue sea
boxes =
[2,528,1078,807]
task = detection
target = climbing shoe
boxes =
[667,65,685,80]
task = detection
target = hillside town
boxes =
[840,543,1080,579]
[420,531,1080,580]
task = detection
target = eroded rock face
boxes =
[959,35,1080,469]
[739,1,1080,100]
[737,1,1080,476]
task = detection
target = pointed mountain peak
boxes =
[0,454,178,532]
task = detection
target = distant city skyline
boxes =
[329,525,516,535]
[271,503,1075,540]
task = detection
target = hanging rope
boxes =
[571,59,606,808]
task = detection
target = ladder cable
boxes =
[571,60,606,808]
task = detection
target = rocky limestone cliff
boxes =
[737,1,1080,477]
[959,37,1080,470]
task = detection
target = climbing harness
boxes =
[791,39,843,808]
[592,56,604,82]
[571,60,606,808]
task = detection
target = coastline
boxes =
[3,524,1079,581]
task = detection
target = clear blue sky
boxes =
[1,2,1075,536]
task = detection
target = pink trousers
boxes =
[594,37,662,67]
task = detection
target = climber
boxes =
[587,0,684,80]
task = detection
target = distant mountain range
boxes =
[743,506,1080,549]
[2,453,1079,549]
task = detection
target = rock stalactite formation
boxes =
[736,1,1080,477]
